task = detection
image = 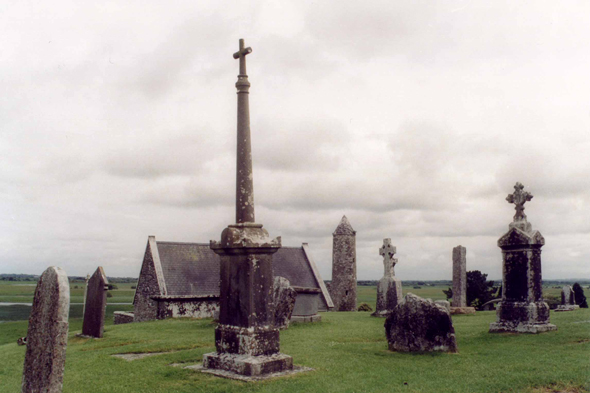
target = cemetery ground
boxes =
[1,283,588,392]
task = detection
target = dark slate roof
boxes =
[273,247,319,289]
[154,241,328,305]
[333,215,355,235]
[157,242,219,296]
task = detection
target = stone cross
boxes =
[506,182,533,222]
[379,238,397,277]
[82,267,109,338]
[233,38,255,224]
[22,266,70,393]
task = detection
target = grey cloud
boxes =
[253,117,351,172]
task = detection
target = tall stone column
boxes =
[331,216,357,311]
[202,39,293,378]
[489,182,556,333]
[371,238,402,317]
[450,246,475,314]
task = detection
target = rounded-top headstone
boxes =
[22,266,70,393]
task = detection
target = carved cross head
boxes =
[379,238,397,277]
[506,182,533,222]
[233,38,252,75]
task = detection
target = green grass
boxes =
[1,283,588,392]
[1,311,589,391]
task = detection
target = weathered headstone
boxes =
[202,39,294,379]
[372,239,402,317]
[22,266,70,393]
[450,246,476,314]
[273,277,297,329]
[555,285,579,312]
[385,293,457,353]
[331,215,357,311]
[81,267,109,338]
[489,182,556,333]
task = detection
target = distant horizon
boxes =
[2,272,589,283]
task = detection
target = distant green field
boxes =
[0,281,136,326]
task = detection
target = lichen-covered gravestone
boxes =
[82,266,109,338]
[372,239,402,317]
[22,266,70,393]
[556,285,579,312]
[273,277,297,329]
[385,293,457,353]
[489,182,556,333]
[331,215,357,311]
[450,245,475,314]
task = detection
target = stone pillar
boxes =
[489,182,556,333]
[372,238,402,317]
[202,39,293,379]
[81,267,109,338]
[22,266,70,393]
[450,246,475,314]
[331,215,357,311]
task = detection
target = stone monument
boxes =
[273,277,297,329]
[331,215,357,311]
[22,266,70,393]
[555,285,579,312]
[371,239,402,317]
[81,266,109,338]
[202,39,294,379]
[450,245,475,315]
[385,293,457,353]
[489,182,556,333]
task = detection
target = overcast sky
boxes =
[1,1,589,281]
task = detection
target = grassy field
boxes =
[1,283,588,393]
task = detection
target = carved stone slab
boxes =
[273,277,297,329]
[82,267,108,338]
[22,266,70,393]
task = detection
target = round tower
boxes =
[331,215,357,311]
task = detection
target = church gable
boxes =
[133,236,166,322]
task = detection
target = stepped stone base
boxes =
[202,352,293,377]
[555,305,579,312]
[291,314,321,323]
[489,321,557,333]
[450,307,476,315]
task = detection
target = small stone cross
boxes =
[506,182,533,221]
[379,238,397,277]
[233,38,252,75]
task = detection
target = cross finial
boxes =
[506,182,533,222]
[233,38,252,75]
[379,238,397,277]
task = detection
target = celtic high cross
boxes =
[379,239,397,277]
[506,182,533,222]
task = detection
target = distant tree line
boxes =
[0,274,39,281]
[443,270,499,310]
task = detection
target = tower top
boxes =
[334,215,356,236]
